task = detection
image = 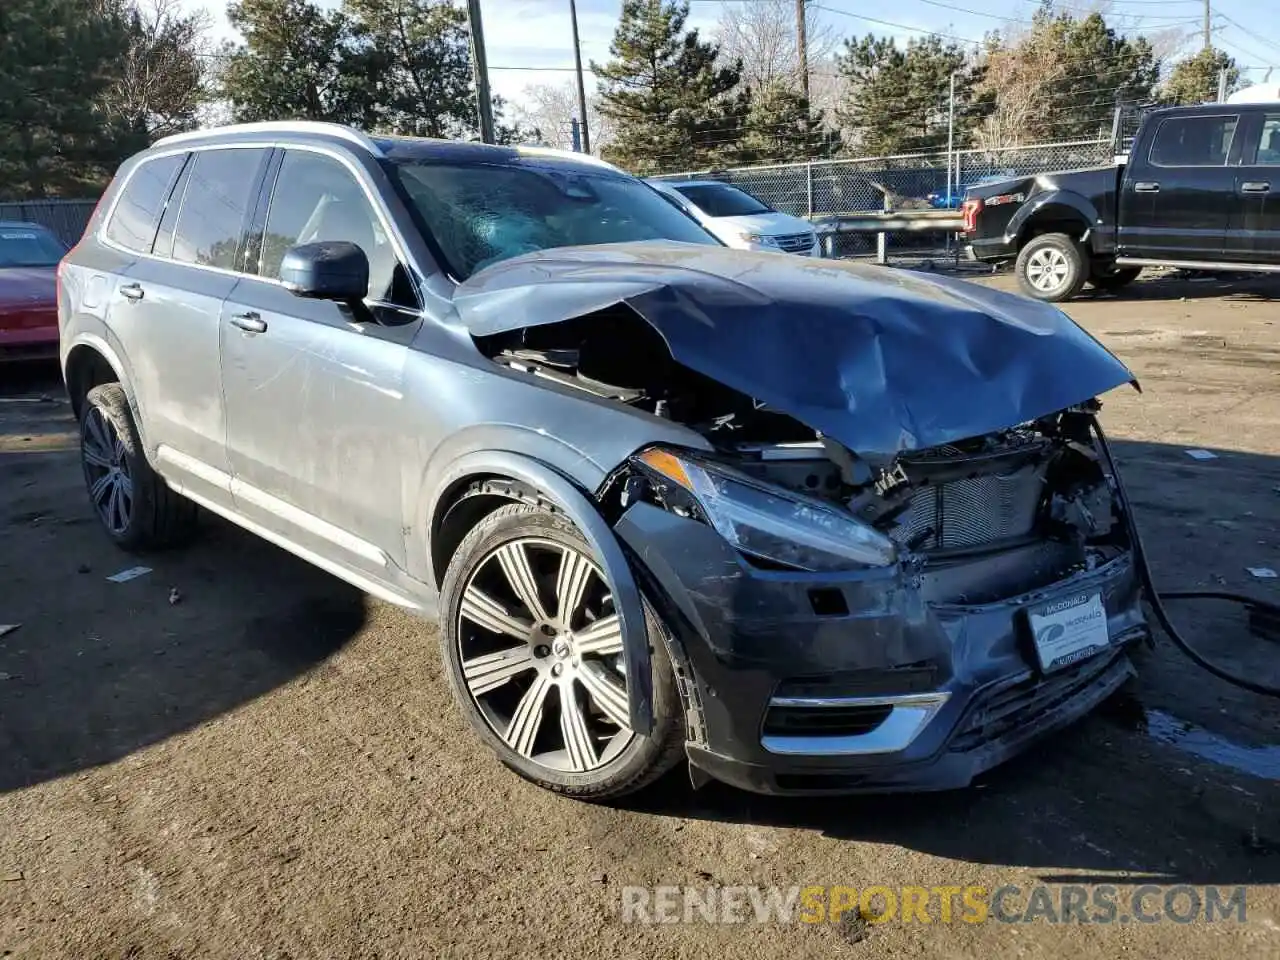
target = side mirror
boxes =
[279,241,369,303]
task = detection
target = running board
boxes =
[1115,257,1280,274]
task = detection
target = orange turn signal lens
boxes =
[637,448,693,490]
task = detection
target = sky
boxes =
[184,0,1280,110]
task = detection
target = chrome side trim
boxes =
[164,481,423,613]
[760,692,950,756]
[153,121,384,157]
[1114,257,1280,274]
[155,445,389,569]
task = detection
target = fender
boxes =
[62,329,151,451]
[1004,190,1102,253]
[421,448,654,736]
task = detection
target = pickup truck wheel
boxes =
[1015,233,1088,302]
[439,503,685,800]
[1089,266,1142,291]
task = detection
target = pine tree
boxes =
[220,0,381,127]
[1162,47,1239,106]
[0,0,145,199]
[739,81,833,163]
[835,34,974,157]
[593,0,749,174]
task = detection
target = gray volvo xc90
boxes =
[58,122,1148,799]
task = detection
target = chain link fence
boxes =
[653,137,1114,262]
[0,199,98,246]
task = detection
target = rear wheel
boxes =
[1015,232,1089,302]
[80,383,198,551]
[440,503,684,800]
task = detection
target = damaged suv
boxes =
[59,123,1148,799]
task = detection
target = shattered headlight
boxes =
[633,448,898,571]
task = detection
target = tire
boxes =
[440,502,685,800]
[1015,232,1089,302]
[1088,265,1142,291]
[80,383,198,551]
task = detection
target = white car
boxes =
[648,179,820,256]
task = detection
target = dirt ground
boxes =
[2,270,1279,959]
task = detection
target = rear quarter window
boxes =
[103,154,186,253]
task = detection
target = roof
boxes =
[150,122,623,175]
[1142,100,1280,119]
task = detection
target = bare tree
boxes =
[98,0,214,139]
[511,80,612,153]
[713,0,839,92]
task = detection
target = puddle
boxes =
[1146,710,1280,781]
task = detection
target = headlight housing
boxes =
[737,231,778,246]
[633,447,898,571]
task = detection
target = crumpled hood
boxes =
[452,241,1136,456]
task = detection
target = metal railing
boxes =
[654,138,1114,261]
[0,199,98,246]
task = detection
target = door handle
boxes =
[1240,181,1271,194]
[1133,181,1160,193]
[119,282,144,301]
[229,311,267,334]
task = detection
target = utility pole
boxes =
[946,71,956,205]
[1203,0,1211,51]
[466,0,496,143]
[795,0,810,102]
[569,0,591,153]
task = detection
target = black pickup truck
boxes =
[961,101,1280,301]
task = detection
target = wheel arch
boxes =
[62,335,151,451]
[1008,192,1098,250]
[425,450,653,736]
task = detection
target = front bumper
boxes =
[615,502,1147,795]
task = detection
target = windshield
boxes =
[389,161,719,278]
[0,225,65,267]
[673,183,771,217]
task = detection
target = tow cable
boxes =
[1090,415,1280,699]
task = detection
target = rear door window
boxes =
[171,148,269,271]
[1249,114,1280,165]
[1149,115,1238,167]
[103,154,186,253]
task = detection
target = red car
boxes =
[0,221,67,361]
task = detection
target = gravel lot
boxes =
[2,271,1279,959]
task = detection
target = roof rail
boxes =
[513,145,621,172]
[152,121,384,157]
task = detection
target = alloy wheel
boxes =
[457,537,633,773]
[1025,246,1070,294]
[82,406,133,536]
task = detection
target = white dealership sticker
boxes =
[1028,592,1110,672]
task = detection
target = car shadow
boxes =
[0,361,367,793]
[621,438,1280,885]
[1082,273,1280,303]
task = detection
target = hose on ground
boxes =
[1090,415,1280,699]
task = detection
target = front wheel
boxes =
[439,502,685,800]
[1015,232,1089,302]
